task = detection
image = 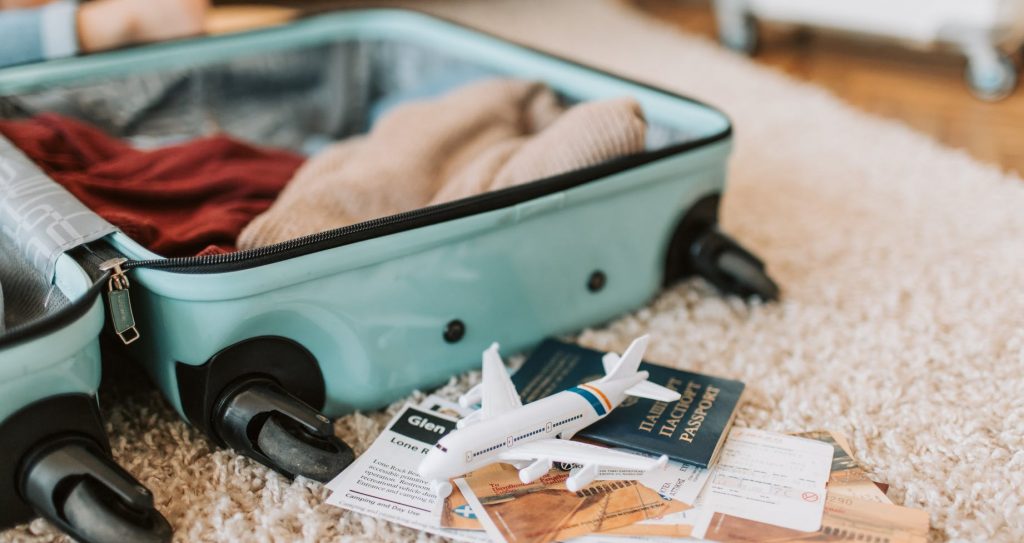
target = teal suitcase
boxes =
[0,144,170,541]
[0,9,776,487]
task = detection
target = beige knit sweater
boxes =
[237,79,647,249]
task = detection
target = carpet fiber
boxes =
[5,1,1024,541]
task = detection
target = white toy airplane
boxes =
[418,335,682,497]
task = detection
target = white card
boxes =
[693,428,833,535]
[324,397,488,542]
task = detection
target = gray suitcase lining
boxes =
[0,133,112,338]
[0,40,690,153]
[0,236,70,334]
[0,37,695,335]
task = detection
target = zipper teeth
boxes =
[121,156,581,272]
[119,132,731,273]
[121,194,480,272]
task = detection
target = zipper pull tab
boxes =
[99,257,140,345]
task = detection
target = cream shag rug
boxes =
[5,1,1024,541]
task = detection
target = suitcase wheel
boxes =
[61,477,172,543]
[20,440,171,543]
[213,379,355,482]
[689,229,779,301]
[716,7,760,55]
[664,195,779,301]
[257,413,355,482]
[965,51,1018,102]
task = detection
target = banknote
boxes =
[455,463,687,543]
[445,477,699,540]
[595,525,693,538]
[594,515,696,538]
[445,482,699,540]
[701,493,929,543]
[441,478,482,531]
[794,430,892,504]
[441,446,708,533]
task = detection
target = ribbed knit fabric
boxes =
[236,78,646,249]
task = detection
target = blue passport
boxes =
[512,338,745,468]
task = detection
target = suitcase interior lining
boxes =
[0,236,70,335]
[0,39,691,154]
[0,30,715,271]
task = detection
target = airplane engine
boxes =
[565,464,598,492]
[456,410,483,429]
[518,459,553,484]
[430,479,453,498]
[458,384,483,408]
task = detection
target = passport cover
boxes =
[512,338,745,468]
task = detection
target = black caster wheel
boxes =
[689,229,779,301]
[966,52,1018,101]
[663,195,779,301]
[257,413,355,483]
[20,440,171,543]
[714,247,779,300]
[62,478,172,543]
[214,379,355,482]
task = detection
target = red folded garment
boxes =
[0,114,303,257]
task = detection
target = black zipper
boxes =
[120,132,730,275]
[0,114,731,351]
[0,274,108,349]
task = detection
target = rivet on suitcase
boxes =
[0,9,776,485]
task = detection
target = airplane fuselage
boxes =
[418,372,647,482]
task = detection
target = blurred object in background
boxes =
[0,0,298,69]
[0,0,53,7]
[0,0,209,68]
[204,5,299,36]
[634,0,1024,176]
[712,0,1024,101]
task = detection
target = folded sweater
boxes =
[0,114,304,256]
[238,79,646,249]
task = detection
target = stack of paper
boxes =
[324,397,929,543]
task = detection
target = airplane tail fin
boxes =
[458,343,502,408]
[603,335,682,402]
[602,335,649,381]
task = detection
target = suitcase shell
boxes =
[0,246,169,540]
[0,255,102,430]
[0,9,773,482]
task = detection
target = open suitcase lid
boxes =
[0,8,733,273]
[0,9,731,136]
[0,128,111,351]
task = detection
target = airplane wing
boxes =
[497,438,665,472]
[458,343,522,425]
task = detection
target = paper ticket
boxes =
[692,427,834,535]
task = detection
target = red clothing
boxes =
[0,114,302,257]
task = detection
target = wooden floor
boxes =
[633,0,1024,176]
